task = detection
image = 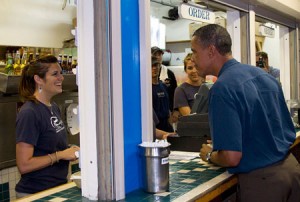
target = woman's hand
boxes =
[58,145,80,161]
[16,143,80,174]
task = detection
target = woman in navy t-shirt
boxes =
[15,55,80,198]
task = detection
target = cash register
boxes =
[168,83,213,152]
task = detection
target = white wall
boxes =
[150,3,228,43]
[0,0,76,48]
[150,3,195,42]
[260,24,291,99]
[165,19,195,41]
[263,25,280,69]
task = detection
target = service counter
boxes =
[14,132,300,202]
[15,151,238,202]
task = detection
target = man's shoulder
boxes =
[166,68,176,77]
[269,66,279,71]
[269,66,280,77]
[153,81,167,89]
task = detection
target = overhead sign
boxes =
[178,3,215,24]
[259,25,275,38]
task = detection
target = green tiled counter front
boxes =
[17,155,234,202]
[119,158,228,202]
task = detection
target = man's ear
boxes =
[208,45,216,58]
[34,75,43,85]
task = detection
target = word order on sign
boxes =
[178,3,215,23]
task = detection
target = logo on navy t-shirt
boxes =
[50,116,65,133]
[157,91,165,98]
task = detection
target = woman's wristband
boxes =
[48,152,60,166]
[48,154,54,165]
[55,151,59,163]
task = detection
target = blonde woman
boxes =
[173,53,204,116]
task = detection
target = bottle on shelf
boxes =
[71,57,77,74]
[13,50,21,75]
[12,50,16,64]
[5,50,10,61]
[71,58,77,69]
[67,55,73,73]
[58,54,62,67]
[28,53,34,63]
[4,52,14,75]
[61,54,68,74]
[20,50,28,73]
[35,52,40,60]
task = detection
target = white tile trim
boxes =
[111,0,125,200]
[139,0,153,142]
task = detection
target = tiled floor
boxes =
[30,157,226,202]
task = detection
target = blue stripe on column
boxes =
[121,0,143,193]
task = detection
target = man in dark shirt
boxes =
[151,46,177,111]
[151,56,174,132]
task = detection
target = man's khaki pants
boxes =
[237,154,300,202]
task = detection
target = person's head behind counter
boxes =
[19,55,64,102]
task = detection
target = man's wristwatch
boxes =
[206,151,213,163]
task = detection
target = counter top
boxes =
[14,182,80,202]
[12,132,300,201]
[15,151,236,202]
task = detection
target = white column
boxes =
[227,10,241,62]
[77,0,98,200]
[279,26,291,100]
[248,6,256,66]
[111,0,125,200]
[139,0,153,142]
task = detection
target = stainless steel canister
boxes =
[139,145,170,193]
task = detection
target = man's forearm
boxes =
[210,150,241,167]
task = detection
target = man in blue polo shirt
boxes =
[193,24,300,202]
